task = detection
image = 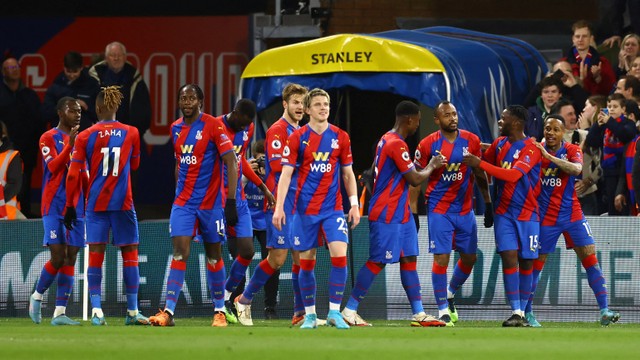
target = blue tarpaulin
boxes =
[241,26,547,142]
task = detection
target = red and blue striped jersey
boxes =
[264,118,298,211]
[484,136,541,221]
[219,115,254,202]
[623,136,640,215]
[602,116,626,170]
[282,124,353,215]
[415,130,481,215]
[537,142,584,226]
[70,120,139,212]
[40,128,84,216]
[368,131,414,223]
[172,113,234,209]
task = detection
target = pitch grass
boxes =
[1,318,639,360]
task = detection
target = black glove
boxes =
[484,202,494,228]
[413,212,420,233]
[225,198,238,227]
[63,207,77,230]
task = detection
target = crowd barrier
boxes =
[1,216,638,322]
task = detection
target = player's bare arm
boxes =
[273,165,294,231]
[342,165,360,229]
[534,141,582,176]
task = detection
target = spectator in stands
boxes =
[0,56,43,218]
[585,93,637,215]
[552,99,602,215]
[564,20,617,96]
[525,61,589,116]
[614,100,640,215]
[615,75,640,100]
[578,95,608,130]
[630,57,640,80]
[89,42,151,137]
[526,77,563,141]
[43,51,99,131]
[0,121,24,220]
[615,33,640,78]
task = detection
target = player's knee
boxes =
[400,255,417,265]
[50,256,65,269]
[237,241,255,259]
[173,251,189,262]
[461,254,477,266]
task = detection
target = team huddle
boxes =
[27,83,620,328]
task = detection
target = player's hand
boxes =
[263,188,276,209]
[69,125,80,148]
[484,202,494,228]
[614,194,627,212]
[413,212,420,233]
[272,207,286,231]
[225,198,238,227]
[534,141,551,160]
[63,206,77,230]
[347,205,360,229]
[428,154,447,170]
[462,153,481,168]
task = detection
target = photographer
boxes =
[235,139,280,319]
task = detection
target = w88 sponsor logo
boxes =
[310,162,332,173]
[541,177,562,187]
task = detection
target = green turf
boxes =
[1,318,638,359]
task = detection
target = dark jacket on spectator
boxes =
[43,68,99,130]
[89,61,151,137]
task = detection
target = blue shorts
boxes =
[226,200,253,238]
[42,215,85,248]
[170,205,226,244]
[292,210,349,252]
[369,218,418,264]
[427,212,477,255]
[86,210,139,246]
[539,218,595,254]
[265,211,297,249]
[494,214,539,259]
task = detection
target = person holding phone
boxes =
[585,93,638,215]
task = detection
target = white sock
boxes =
[32,291,43,301]
[53,306,65,318]
[165,308,174,316]
[127,309,138,317]
[92,308,104,318]
[329,302,340,311]
[304,306,316,315]
[224,290,231,301]
[439,309,449,318]
[447,290,454,299]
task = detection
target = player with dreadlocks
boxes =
[64,86,149,326]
